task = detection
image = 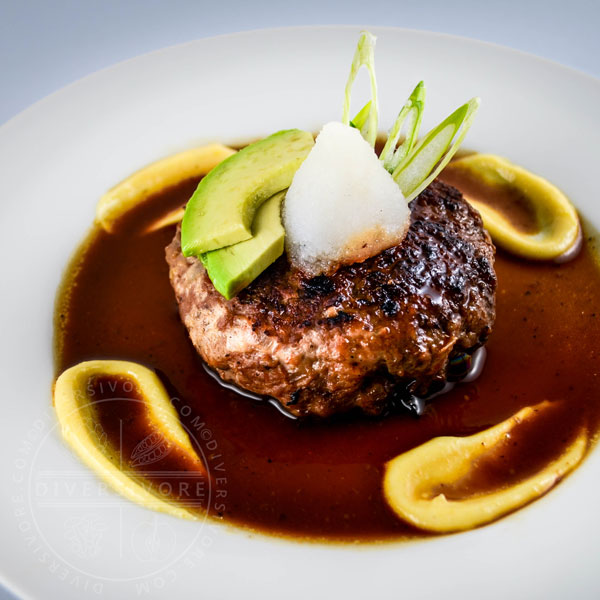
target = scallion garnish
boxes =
[393,97,480,201]
[379,81,425,173]
[342,31,379,147]
[350,100,372,131]
[343,32,479,203]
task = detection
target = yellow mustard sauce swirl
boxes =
[441,154,580,260]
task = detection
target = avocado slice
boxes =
[181,129,314,256]
[201,190,286,299]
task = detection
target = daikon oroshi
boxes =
[283,122,410,276]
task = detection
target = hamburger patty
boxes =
[166,180,496,418]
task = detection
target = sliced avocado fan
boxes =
[181,129,314,256]
[201,190,286,300]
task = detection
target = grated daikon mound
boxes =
[283,122,410,276]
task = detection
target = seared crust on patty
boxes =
[166,180,496,417]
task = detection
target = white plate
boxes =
[1,26,600,600]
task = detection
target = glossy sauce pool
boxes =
[54,175,600,542]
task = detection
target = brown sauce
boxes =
[54,174,600,542]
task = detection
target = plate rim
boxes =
[2,24,599,134]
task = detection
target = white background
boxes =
[1,0,599,127]
[1,1,598,598]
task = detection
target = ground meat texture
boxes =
[166,180,496,418]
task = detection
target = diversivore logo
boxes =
[11,393,229,597]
